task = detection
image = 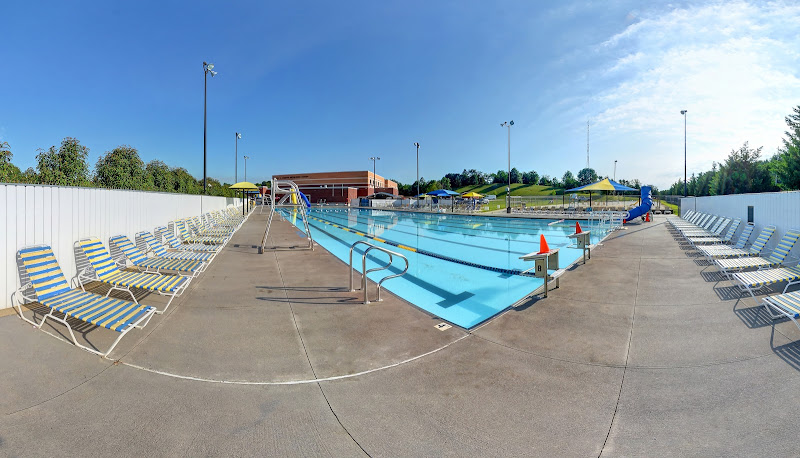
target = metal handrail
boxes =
[349,241,409,304]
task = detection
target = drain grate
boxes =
[435,323,452,331]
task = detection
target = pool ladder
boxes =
[349,241,409,304]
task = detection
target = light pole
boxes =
[203,61,217,194]
[235,132,242,183]
[243,155,250,182]
[681,109,687,197]
[369,156,381,192]
[413,142,420,197]
[501,120,514,213]
[614,160,618,181]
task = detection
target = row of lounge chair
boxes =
[12,207,247,357]
[669,210,800,333]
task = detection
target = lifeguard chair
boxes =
[259,179,314,253]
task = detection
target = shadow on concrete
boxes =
[701,270,727,283]
[714,284,744,301]
[732,302,775,329]
[771,327,800,372]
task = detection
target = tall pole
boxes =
[681,110,688,197]
[414,142,420,197]
[244,155,250,182]
[501,121,513,214]
[587,120,590,169]
[202,62,216,194]
[204,67,207,194]
[614,160,617,181]
[369,157,380,193]
[507,123,511,214]
[235,132,241,183]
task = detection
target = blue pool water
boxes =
[282,208,607,328]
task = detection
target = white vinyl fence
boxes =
[0,184,236,310]
[680,191,800,253]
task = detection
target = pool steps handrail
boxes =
[349,241,409,304]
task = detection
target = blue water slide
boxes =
[626,186,652,221]
[299,191,312,208]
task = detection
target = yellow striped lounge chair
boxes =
[715,229,800,277]
[762,290,800,332]
[176,220,228,245]
[671,213,710,231]
[697,224,767,260]
[666,210,697,228]
[76,238,190,313]
[688,219,741,246]
[732,265,800,306]
[135,231,215,263]
[15,245,156,356]
[157,226,220,253]
[681,217,729,239]
[194,216,234,237]
[109,235,206,277]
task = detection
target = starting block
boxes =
[520,248,562,298]
[567,230,591,264]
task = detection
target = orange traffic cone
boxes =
[575,221,583,234]
[645,212,651,222]
[538,234,550,254]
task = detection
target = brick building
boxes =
[270,171,398,204]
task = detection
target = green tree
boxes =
[522,170,539,185]
[562,170,578,189]
[172,167,201,194]
[95,145,151,190]
[440,176,452,190]
[577,167,598,186]
[775,105,800,190]
[709,142,777,195]
[510,167,522,184]
[146,160,175,192]
[36,137,91,186]
[0,141,23,183]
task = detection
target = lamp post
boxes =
[614,160,617,181]
[681,109,687,197]
[243,155,250,182]
[369,156,381,192]
[203,61,217,194]
[413,142,420,198]
[501,120,514,213]
[235,132,242,183]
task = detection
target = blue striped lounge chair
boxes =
[76,238,191,313]
[15,245,156,356]
[135,231,215,263]
[732,265,800,306]
[176,220,228,245]
[714,228,800,277]
[688,219,741,246]
[762,290,800,333]
[157,226,220,253]
[667,210,697,228]
[671,213,710,231]
[109,235,206,277]
[193,215,233,237]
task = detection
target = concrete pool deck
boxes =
[2,213,800,456]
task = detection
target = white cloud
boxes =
[586,1,800,188]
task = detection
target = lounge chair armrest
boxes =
[12,282,36,305]
[784,255,800,267]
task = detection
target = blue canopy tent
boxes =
[426,189,460,211]
[566,178,636,208]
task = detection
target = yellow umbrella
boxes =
[228,181,259,190]
[229,182,260,215]
[461,191,484,198]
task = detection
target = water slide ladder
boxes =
[259,179,314,254]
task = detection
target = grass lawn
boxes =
[455,183,559,197]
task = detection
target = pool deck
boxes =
[3,212,800,456]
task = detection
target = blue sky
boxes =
[2,0,799,189]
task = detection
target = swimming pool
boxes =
[282,208,607,328]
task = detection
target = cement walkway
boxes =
[2,213,800,456]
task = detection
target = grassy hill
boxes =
[454,183,559,197]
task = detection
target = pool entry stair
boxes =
[260,179,314,253]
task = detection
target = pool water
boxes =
[282,208,606,328]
